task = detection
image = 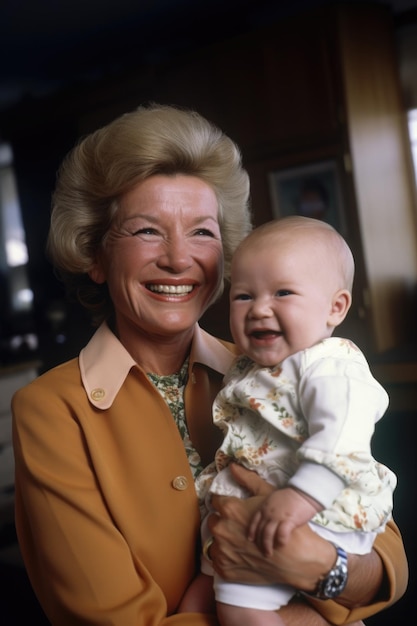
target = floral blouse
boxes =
[147,358,204,479]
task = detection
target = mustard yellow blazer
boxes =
[12,323,408,625]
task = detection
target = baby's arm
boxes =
[248,487,322,556]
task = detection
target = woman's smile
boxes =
[147,283,195,295]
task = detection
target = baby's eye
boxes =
[234,293,252,301]
[276,289,292,297]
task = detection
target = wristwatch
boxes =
[306,544,348,600]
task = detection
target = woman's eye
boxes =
[133,227,158,236]
[194,228,216,237]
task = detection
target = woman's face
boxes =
[90,175,223,341]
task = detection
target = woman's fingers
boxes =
[228,463,275,496]
[247,509,262,542]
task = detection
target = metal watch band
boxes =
[306,544,348,600]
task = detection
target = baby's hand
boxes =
[248,487,322,556]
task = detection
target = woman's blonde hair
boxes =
[47,103,252,323]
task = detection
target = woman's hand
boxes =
[207,463,383,608]
[208,465,335,591]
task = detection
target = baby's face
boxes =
[229,231,346,366]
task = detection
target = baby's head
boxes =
[229,216,354,366]
[237,216,354,291]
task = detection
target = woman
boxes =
[12,104,408,626]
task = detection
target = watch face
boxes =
[323,564,348,598]
[321,547,348,598]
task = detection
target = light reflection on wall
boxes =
[0,142,34,316]
[408,109,417,184]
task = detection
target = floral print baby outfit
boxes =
[196,337,396,538]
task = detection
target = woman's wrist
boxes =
[297,542,383,607]
[302,544,348,600]
[297,545,385,611]
[334,550,384,608]
[284,532,339,594]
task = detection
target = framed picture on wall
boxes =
[268,159,346,234]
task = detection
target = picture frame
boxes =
[268,159,346,233]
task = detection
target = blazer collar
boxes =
[79,322,234,410]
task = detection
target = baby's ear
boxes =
[328,289,352,327]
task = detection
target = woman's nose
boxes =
[156,238,192,272]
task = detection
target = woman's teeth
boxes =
[148,284,193,294]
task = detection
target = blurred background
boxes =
[0,1,416,623]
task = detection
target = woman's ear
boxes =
[328,289,352,328]
[88,260,107,285]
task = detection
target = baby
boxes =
[181,216,396,626]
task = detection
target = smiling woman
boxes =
[11,104,408,626]
[88,174,224,373]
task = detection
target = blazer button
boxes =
[91,388,106,401]
[172,476,188,491]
